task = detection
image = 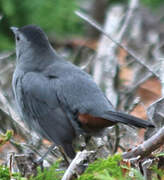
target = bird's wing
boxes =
[41,61,154,132]
[56,72,113,116]
[44,62,116,131]
[53,68,154,131]
[21,72,76,157]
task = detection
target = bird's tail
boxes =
[106,111,155,128]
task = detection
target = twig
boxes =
[126,73,153,93]
[92,0,139,106]
[127,97,141,113]
[159,57,164,96]
[81,54,95,70]
[118,145,126,151]
[112,125,120,154]
[0,52,14,60]
[152,42,164,95]
[92,5,124,106]
[75,10,159,78]
[142,159,153,180]
[62,150,95,180]
[0,89,31,138]
[117,0,139,41]
[0,63,13,75]
[122,126,164,159]
[14,153,38,178]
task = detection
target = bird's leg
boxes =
[58,146,70,166]
[36,143,56,165]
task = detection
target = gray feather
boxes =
[12,25,154,159]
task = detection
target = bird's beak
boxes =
[10,27,18,34]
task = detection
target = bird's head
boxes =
[11,25,51,59]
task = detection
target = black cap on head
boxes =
[19,25,49,48]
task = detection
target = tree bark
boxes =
[123,127,164,159]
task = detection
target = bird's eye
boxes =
[16,36,20,41]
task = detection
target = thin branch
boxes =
[117,0,139,41]
[0,52,14,61]
[62,150,95,180]
[119,72,153,97]
[112,125,120,154]
[127,73,153,93]
[13,153,38,178]
[75,10,159,78]
[0,89,33,140]
[122,126,164,159]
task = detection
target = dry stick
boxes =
[93,6,123,105]
[126,73,153,93]
[0,94,27,133]
[110,0,138,153]
[93,0,138,106]
[119,73,153,102]
[0,52,14,60]
[117,0,139,41]
[122,126,164,159]
[158,58,164,96]
[62,150,95,180]
[0,63,13,75]
[0,89,31,138]
[112,125,120,154]
[75,11,159,78]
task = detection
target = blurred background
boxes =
[0,0,164,170]
[0,0,163,50]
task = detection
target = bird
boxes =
[11,25,155,160]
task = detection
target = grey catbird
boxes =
[11,25,154,159]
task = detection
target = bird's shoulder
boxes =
[43,58,96,87]
[44,58,87,76]
[21,71,59,107]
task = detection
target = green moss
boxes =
[0,154,163,180]
[29,161,64,180]
[78,154,147,180]
[0,161,63,180]
[0,166,10,180]
[0,130,13,146]
[141,0,164,8]
[78,154,125,180]
[151,164,164,179]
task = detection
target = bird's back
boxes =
[43,58,115,117]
